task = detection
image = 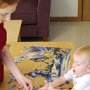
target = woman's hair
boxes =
[0,0,19,5]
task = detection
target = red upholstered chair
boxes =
[11,0,51,41]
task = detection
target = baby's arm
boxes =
[71,89,75,90]
[39,75,66,90]
[51,75,66,88]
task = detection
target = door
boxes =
[82,0,90,20]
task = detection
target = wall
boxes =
[50,0,78,17]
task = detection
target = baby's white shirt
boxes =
[64,69,90,90]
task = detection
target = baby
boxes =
[40,45,90,90]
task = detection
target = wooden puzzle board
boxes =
[0,42,75,90]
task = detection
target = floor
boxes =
[49,21,90,48]
[21,21,90,48]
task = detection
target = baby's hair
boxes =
[0,0,19,5]
[75,45,90,64]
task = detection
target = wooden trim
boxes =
[50,17,80,22]
[50,0,82,22]
[78,0,82,20]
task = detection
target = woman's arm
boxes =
[1,46,22,79]
[0,46,32,90]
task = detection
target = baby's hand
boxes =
[39,83,48,90]
[39,85,48,90]
[47,83,54,90]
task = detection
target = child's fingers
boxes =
[45,80,48,84]
[45,80,49,87]
[48,82,52,87]
[47,83,54,90]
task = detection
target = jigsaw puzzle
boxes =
[7,46,72,90]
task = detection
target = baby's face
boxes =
[72,54,89,77]
[0,2,17,23]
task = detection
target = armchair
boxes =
[11,0,51,41]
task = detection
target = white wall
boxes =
[50,0,78,17]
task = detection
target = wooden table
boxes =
[4,20,22,47]
[0,42,75,90]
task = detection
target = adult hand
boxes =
[17,74,32,90]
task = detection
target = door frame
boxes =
[78,0,82,20]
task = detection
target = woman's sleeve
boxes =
[0,27,7,51]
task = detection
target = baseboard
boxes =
[50,17,81,22]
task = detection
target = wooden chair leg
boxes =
[43,37,48,41]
